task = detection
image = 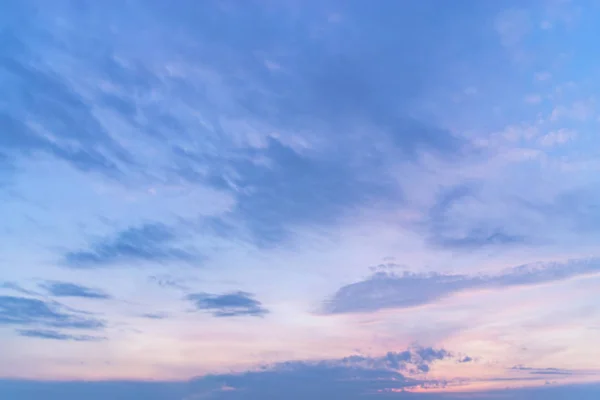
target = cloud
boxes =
[323,258,600,314]
[511,366,573,376]
[0,53,132,176]
[17,329,105,342]
[0,295,104,329]
[141,313,169,320]
[538,129,576,147]
[40,281,111,299]
[535,71,552,81]
[550,101,594,122]
[495,8,531,47]
[524,94,542,104]
[425,183,527,249]
[64,223,199,268]
[185,137,400,245]
[186,291,268,317]
[148,275,189,291]
[180,345,456,399]
[0,281,38,296]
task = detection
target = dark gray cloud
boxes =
[17,329,105,342]
[323,258,600,314]
[64,223,199,268]
[186,291,268,318]
[0,295,104,330]
[40,281,111,299]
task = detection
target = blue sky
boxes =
[2,0,600,398]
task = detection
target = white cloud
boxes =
[535,72,552,81]
[495,9,531,47]
[539,129,577,147]
[525,94,542,104]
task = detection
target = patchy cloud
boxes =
[64,223,199,268]
[323,259,600,314]
[0,295,104,330]
[17,329,105,342]
[40,281,111,299]
[186,291,268,317]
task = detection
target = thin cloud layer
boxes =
[324,259,600,314]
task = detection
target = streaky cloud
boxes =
[0,295,104,330]
[17,329,105,342]
[40,281,111,299]
[64,223,199,268]
[323,258,600,314]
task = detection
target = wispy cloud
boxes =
[17,329,105,342]
[425,183,527,249]
[40,281,111,299]
[186,291,268,317]
[323,259,600,314]
[0,295,104,329]
[64,223,199,268]
[0,281,38,296]
[141,312,169,320]
[0,55,132,177]
[511,365,574,376]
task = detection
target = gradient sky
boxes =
[2,0,600,399]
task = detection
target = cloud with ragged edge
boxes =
[186,291,269,318]
[40,281,111,299]
[179,345,460,399]
[64,223,200,268]
[323,258,600,314]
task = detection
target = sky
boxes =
[1,0,600,398]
